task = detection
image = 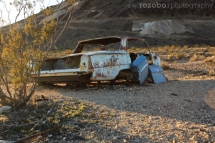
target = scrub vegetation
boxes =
[0,0,74,107]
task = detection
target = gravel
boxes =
[33,78,215,142]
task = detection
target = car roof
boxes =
[77,36,145,45]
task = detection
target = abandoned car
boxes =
[31,36,167,84]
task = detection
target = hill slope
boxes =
[4,0,215,50]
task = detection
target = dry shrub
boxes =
[48,49,74,58]
[189,54,206,62]
[169,45,181,51]
[127,49,134,53]
[208,47,215,52]
[198,55,206,61]
[134,48,142,52]
[151,45,190,54]
[155,46,170,52]
[0,1,75,107]
[166,52,185,60]
[182,45,189,50]
[174,53,184,60]
[206,52,215,56]
[167,45,175,53]
[167,54,174,60]
[181,52,191,58]
[208,69,215,76]
[193,44,199,48]
[204,56,215,63]
[151,47,157,51]
[189,54,198,62]
[59,49,74,56]
[208,47,215,56]
[211,52,215,56]
[161,61,171,69]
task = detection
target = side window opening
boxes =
[106,42,121,51]
[127,39,151,63]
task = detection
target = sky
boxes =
[0,0,61,25]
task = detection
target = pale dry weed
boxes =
[189,54,206,62]
[161,61,171,69]
[204,56,215,63]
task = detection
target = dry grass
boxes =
[189,54,206,62]
[152,45,215,77]
[165,52,186,61]
[208,69,215,76]
[204,56,215,63]
[189,54,198,62]
[0,115,8,122]
[48,49,74,58]
[174,53,185,60]
[182,45,189,50]
[128,46,148,53]
[161,61,171,69]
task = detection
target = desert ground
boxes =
[1,46,215,143]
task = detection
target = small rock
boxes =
[0,106,12,113]
[0,140,14,143]
[0,108,3,114]
[63,137,66,140]
[57,135,62,140]
[113,136,119,140]
[171,93,178,96]
[61,140,67,143]
[60,99,65,102]
[72,135,85,141]
[172,138,177,143]
[48,134,53,138]
[37,101,45,107]
[74,122,85,128]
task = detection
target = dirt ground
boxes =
[31,76,215,142]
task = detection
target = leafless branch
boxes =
[1,1,12,25]
[14,127,59,143]
[54,0,80,45]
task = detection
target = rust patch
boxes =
[95,72,107,79]
[88,56,93,69]
[110,55,118,66]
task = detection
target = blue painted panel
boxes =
[148,65,164,73]
[132,55,147,66]
[148,65,167,84]
[131,55,148,84]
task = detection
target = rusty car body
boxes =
[31,36,167,84]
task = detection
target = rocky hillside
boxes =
[5,0,215,50]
